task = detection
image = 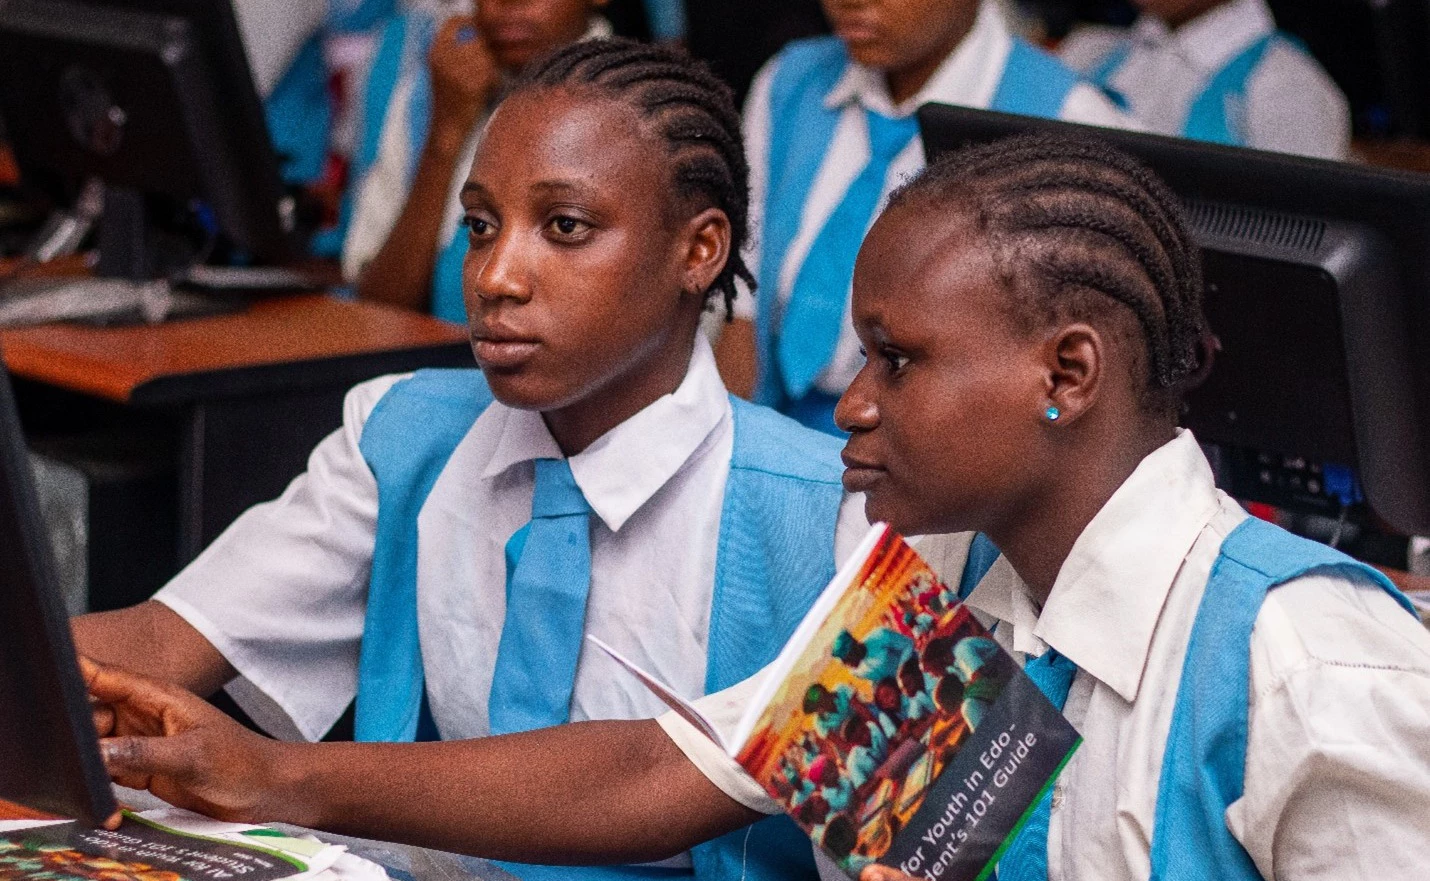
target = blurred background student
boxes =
[341,0,613,322]
[714,0,1134,434]
[1056,0,1351,158]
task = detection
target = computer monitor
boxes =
[0,347,118,825]
[0,0,299,281]
[918,104,1430,538]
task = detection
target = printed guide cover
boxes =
[594,524,1080,880]
[0,809,343,881]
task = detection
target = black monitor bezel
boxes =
[0,352,117,825]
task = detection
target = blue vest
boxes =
[1088,32,1297,146]
[752,36,1084,410]
[1141,516,1416,879]
[352,368,847,881]
[265,37,331,187]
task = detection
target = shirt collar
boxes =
[1132,0,1274,74]
[964,430,1222,702]
[481,335,729,533]
[823,0,1011,117]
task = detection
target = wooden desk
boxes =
[1,295,472,603]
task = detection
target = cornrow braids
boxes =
[888,133,1206,415]
[512,38,753,320]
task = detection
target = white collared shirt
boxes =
[340,16,613,282]
[663,432,1430,880]
[156,336,869,743]
[1058,0,1350,160]
[734,0,1135,395]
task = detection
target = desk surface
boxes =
[0,295,470,405]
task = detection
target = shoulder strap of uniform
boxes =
[354,369,494,742]
[990,37,1084,119]
[1148,516,1416,880]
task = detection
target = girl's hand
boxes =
[81,657,292,828]
[428,16,500,142]
[860,867,929,881]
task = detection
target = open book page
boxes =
[585,636,726,748]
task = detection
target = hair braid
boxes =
[513,38,754,318]
[888,133,1205,414]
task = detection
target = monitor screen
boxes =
[0,0,297,276]
[918,104,1430,536]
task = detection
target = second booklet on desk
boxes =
[593,524,1080,880]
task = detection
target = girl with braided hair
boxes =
[76,38,995,881]
[85,134,1429,880]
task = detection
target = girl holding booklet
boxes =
[86,130,1430,879]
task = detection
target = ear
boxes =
[678,206,732,301]
[1039,322,1103,426]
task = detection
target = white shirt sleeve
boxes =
[1055,25,1127,74]
[231,0,327,98]
[155,374,405,742]
[1244,42,1351,160]
[731,57,779,323]
[1229,570,1430,879]
[657,669,783,815]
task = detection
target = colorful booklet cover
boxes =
[593,524,1081,880]
[0,809,342,881]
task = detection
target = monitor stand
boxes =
[0,187,249,329]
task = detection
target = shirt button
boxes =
[1051,783,1065,811]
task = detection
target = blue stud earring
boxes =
[1045,406,1061,422]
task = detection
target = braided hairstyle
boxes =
[510,38,753,320]
[887,133,1206,416]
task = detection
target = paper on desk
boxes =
[0,806,386,881]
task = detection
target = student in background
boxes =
[87,133,1430,881]
[237,0,393,188]
[714,0,1134,435]
[1058,0,1351,159]
[342,0,611,322]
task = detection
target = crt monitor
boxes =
[0,346,118,826]
[918,104,1430,538]
[0,0,299,281]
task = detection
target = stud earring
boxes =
[1045,406,1061,422]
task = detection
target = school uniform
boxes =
[155,337,875,881]
[664,431,1430,880]
[236,0,393,186]
[339,15,611,322]
[735,0,1136,433]
[1058,0,1350,159]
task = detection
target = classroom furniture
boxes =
[0,294,471,610]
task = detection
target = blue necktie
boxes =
[997,648,1078,881]
[487,458,594,735]
[777,108,919,399]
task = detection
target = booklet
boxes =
[0,808,352,881]
[593,524,1081,880]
